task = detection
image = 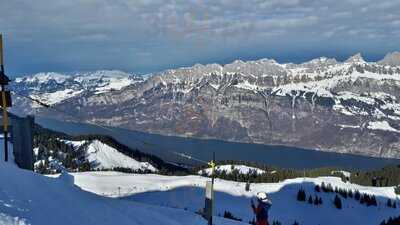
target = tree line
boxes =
[196,160,400,189]
[33,124,188,175]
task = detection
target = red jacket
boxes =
[251,202,269,225]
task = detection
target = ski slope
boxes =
[1,138,399,225]
[0,144,245,225]
[73,171,400,225]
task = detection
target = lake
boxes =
[36,117,400,170]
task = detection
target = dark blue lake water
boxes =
[36,117,400,170]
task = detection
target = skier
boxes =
[251,192,272,225]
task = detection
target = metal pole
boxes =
[0,34,8,162]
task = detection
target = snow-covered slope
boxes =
[0,146,244,225]
[60,139,157,172]
[73,172,400,225]
[83,140,157,171]
[199,164,265,176]
[12,70,142,107]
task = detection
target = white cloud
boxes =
[0,0,399,75]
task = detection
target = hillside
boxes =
[11,53,400,159]
[0,145,243,225]
[72,171,400,225]
[1,136,399,225]
[33,125,185,174]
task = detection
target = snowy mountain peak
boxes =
[11,52,400,159]
[379,51,400,66]
[306,57,337,64]
[345,53,366,63]
[16,72,69,84]
[73,70,133,79]
[12,70,144,106]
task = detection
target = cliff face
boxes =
[11,54,400,159]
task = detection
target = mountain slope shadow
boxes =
[123,181,400,225]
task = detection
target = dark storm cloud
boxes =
[1,0,399,76]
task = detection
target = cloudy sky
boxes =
[1,0,400,76]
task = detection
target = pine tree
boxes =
[308,196,313,204]
[387,199,392,208]
[371,196,377,206]
[321,182,327,192]
[318,197,323,205]
[334,195,342,209]
[297,189,306,202]
[314,184,320,192]
[360,195,365,205]
[355,190,361,200]
[348,189,353,198]
[327,183,334,192]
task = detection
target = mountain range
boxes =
[10,52,400,159]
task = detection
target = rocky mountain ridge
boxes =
[11,52,400,159]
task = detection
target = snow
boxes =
[234,80,260,91]
[33,147,39,156]
[94,77,137,94]
[20,72,69,84]
[72,172,400,225]
[336,124,360,129]
[85,140,158,172]
[62,140,86,148]
[17,70,142,107]
[331,170,351,178]
[199,165,265,176]
[0,140,14,165]
[61,139,158,172]
[30,89,83,106]
[209,83,220,90]
[351,70,400,82]
[1,138,399,225]
[346,53,366,64]
[337,91,375,105]
[367,121,400,133]
[0,141,244,225]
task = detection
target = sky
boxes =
[1,0,400,77]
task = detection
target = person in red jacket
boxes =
[251,192,272,225]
